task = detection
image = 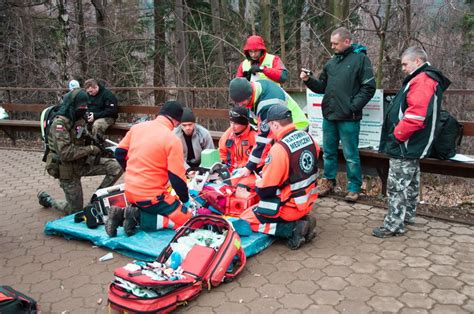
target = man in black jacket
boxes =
[300,27,375,202]
[84,79,118,136]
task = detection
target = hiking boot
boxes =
[37,191,53,208]
[404,219,415,226]
[123,206,140,237]
[287,220,309,250]
[318,179,335,197]
[105,206,125,237]
[303,215,317,242]
[372,226,404,238]
[344,192,359,203]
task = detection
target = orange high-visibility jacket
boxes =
[117,116,188,204]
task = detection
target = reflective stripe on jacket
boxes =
[242,53,278,84]
[255,124,319,220]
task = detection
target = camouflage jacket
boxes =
[48,115,92,177]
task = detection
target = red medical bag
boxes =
[108,215,246,313]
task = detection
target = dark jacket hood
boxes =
[403,63,451,92]
[54,89,89,123]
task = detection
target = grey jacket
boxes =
[174,124,215,169]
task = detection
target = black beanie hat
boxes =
[181,108,196,123]
[159,101,184,122]
[229,106,249,125]
[229,78,253,102]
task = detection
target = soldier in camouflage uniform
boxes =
[38,89,123,215]
[374,47,450,238]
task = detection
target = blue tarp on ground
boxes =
[44,214,274,261]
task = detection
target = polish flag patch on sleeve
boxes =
[55,124,65,131]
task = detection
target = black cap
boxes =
[181,108,196,123]
[159,101,184,122]
[229,106,249,125]
[266,105,292,122]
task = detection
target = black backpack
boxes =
[40,104,61,162]
[429,110,463,159]
[0,285,38,313]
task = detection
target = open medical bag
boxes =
[0,285,38,313]
[108,215,246,313]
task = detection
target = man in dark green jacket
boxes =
[84,79,119,136]
[373,47,450,238]
[300,27,375,202]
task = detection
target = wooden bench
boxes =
[1,102,473,195]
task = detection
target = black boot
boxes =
[287,220,309,250]
[105,206,125,237]
[37,191,53,208]
[302,215,317,242]
[123,206,140,237]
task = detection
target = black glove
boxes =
[250,63,262,75]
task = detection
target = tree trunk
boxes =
[56,0,69,82]
[153,0,166,104]
[327,0,349,28]
[20,0,35,86]
[76,0,87,77]
[91,0,109,80]
[277,0,285,62]
[210,0,226,83]
[260,0,271,47]
[375,0,391,88]
[174,0,189,103]
[295,0,305,78]
[404,0,411,49]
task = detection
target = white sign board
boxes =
[306,89,384,149]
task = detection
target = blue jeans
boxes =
[322,118,362,193]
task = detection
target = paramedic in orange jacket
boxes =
[236,35,288,85]
[219,106,256,172]
[240,105,319,250]
[108,101,193,237]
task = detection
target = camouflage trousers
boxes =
[91,117,115,137]
[383,158,420,233]
[51,157,122,215]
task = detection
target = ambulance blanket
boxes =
[44,215,274,261]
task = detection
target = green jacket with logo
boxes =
[304,45,376,121]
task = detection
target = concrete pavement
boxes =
[0,149,473,313]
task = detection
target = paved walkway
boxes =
[0,149,473,313]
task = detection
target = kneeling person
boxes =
[38,89,123,215]
[108,101,193,237]
[240,105,319,250]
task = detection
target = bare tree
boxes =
[260,0,271,46]
[153,0,165,104]
[90,0,110,79]
[174,0,189,102]
[210,0,226,83]
[277,0,286,62]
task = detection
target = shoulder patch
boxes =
[260,122,270,133]
[55,124,65,132]
[265,154,272,165]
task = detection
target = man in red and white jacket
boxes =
[374,46,451,238]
